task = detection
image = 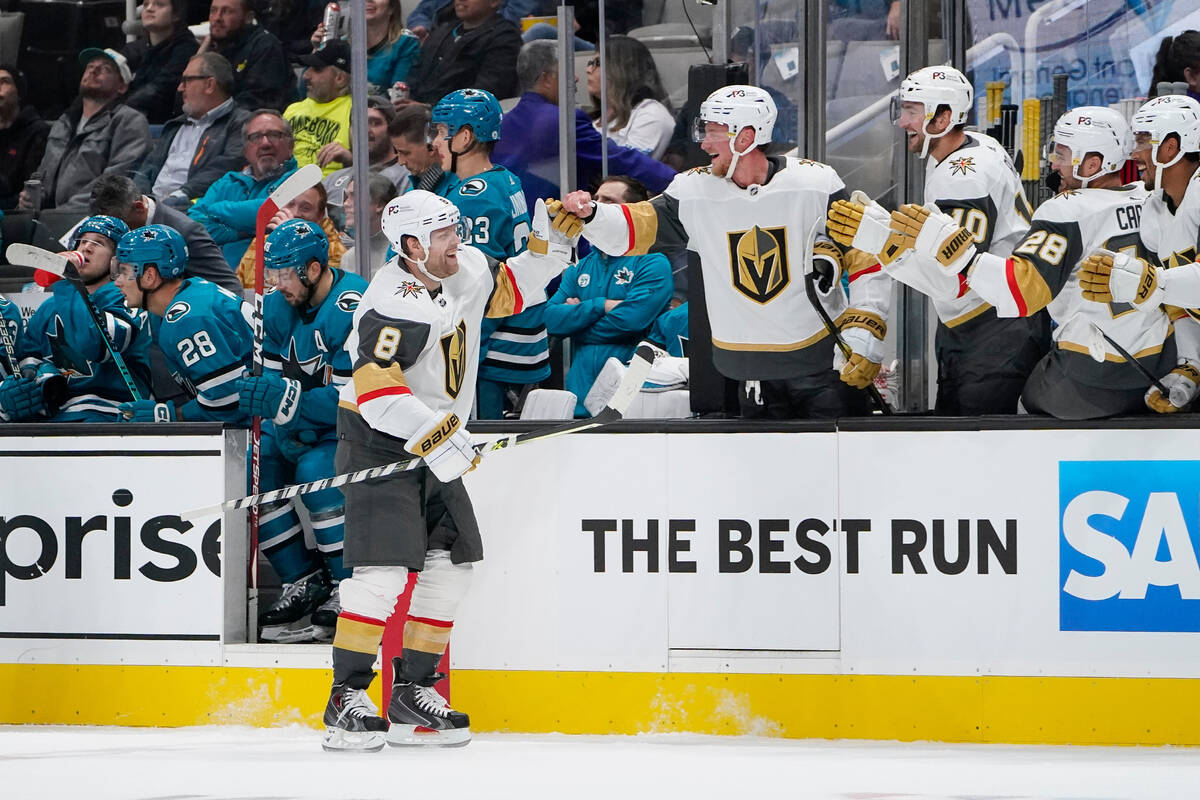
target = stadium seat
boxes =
[520,388,577,420]
[625,389,691,419]
[628,22,710,49]
[647,46,708,109]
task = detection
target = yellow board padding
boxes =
[3,664,1200,746]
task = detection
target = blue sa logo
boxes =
[1059,460,1200,632]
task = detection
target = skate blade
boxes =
[385,724,471,748]
[260,623,319,644]
[322,726,385,753]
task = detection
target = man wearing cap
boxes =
[284,40,353,178]
[200,0,291,111]
[0,64,48,210]
[133,53,252,208]
[23,48,150,212]
[323,94,411,223]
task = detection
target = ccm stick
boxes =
[6,243,143,400]
[247,163,324,603]
[180,343,661,520]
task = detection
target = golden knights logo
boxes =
[727,225,790,304]
[948,156,976,176]
[439,320,468,399]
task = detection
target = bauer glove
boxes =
[545,198,587,239]
[1145,363,1200,414]
[528,198,576,261]
[834,309,886,389]
[827,191,909,265]
[406,410,480,483]
[890,203,977,275]
[236,374,302,425]
[119,399,175,422]
[1079,250,1162,309]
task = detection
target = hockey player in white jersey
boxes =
[1079,95,1200,411]
[837,106,1184,418]
[556,85,891,419]
[319,190,573,752]
[831,66,1046,414]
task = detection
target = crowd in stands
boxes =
[3,0,1197,426]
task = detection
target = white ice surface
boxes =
[3,725,1199,800]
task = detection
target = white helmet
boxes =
[1050,106,1133,188]
[381,190,461,278]
[1131,94,1200,191]
[695,84,777,149]
[896,66,973,159]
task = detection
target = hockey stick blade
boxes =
[179,343,662,520]
[263,163,324,218]
[6,243,69,275]
[1088,321,1169,396]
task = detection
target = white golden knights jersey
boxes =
[1140,170,1200,320]
[925,131,1032,327]
[337,245,560,446]
[580,157,890,381]
[968,183,1177,388]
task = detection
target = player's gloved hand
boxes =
[811,240,842,295]
[0,375,45,420]
[27,361,67,415]
[545,198,587,239]
[405,410,480,483]
[119,399,175,422]
[1145,363,1200,414]
[236,374,302,425]
[834,309,886,389]
[891,203,977,275]
[827,191,908,265]
[528,198,576,261]
[1079,249,1162,309]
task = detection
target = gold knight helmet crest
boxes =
[727,225,790,304]
[440,320,468,399]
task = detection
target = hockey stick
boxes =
[1087,321,1170,396]
[180,343,660,520]
[800,221,892,415]
[6,244,143,400]
[0,312,20,377]
[248,163,324,599]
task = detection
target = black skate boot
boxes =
[259,571,331,643]
[385,659,471,747]
[310,585,340,643]
[321,676,388,752]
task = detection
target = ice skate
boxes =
[309,586,340,643]
[321,680,388,752]
[259,571,331,643]
[386,663,471,747]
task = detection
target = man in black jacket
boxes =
[200,0,292,111]
[408,0,521,105]
[0,65,48,210]
[134,53,251,207]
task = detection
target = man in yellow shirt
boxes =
[284,40,353,178]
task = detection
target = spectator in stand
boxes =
[189,109,299,266]
[90,174,243,292]
[406,0,539,44]
[22,49,150,212]
[263,0,326,59]
[134,53,251,208]
[1148,31,1200,100]
[237,182,346,286]
[521,0,644,51]
[341,173,397,279]
[199,0,292,111]
[544,175,672,416]
[0,65,49,210]
[311,0,419,98]
[493,40,675,216]
[586,36,674,160]
[122,0,199,124]
[388,103,460,195]
[406,0,522,105]
[324,94,410,220]
[285,40,353,178]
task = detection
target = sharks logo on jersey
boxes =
[165,302,190,323]
[281,338,331,389]
[46,316,93,379]
[335,290,362,313]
